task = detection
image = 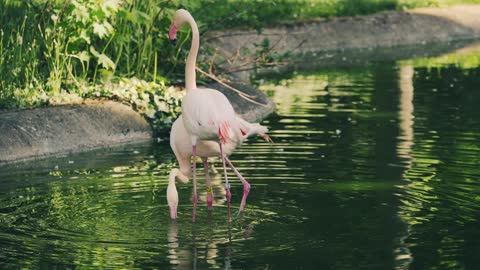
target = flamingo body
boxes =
[182,87,239,144]
[171,115,269,178]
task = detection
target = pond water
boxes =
[2,42,480,269]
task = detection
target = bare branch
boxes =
[196,67,269,107]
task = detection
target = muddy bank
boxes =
[0,101,152,164]
[206,5,480,75]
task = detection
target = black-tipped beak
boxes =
[171,39,177,46]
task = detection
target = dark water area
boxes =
[2,43,480,269]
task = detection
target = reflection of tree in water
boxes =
[258,55,480,269]
[258,64,408,269]
[397,64,480,269]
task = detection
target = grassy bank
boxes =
[1,0,479,131]
[0,0,184,131]
[190,0,480,31]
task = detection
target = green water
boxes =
[2,44,480,269]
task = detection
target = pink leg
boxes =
[192,145,198,223]
[203,159,214,210]
[219,143,231,221]
[225,157,250,213]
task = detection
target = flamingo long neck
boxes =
[168,175,175,186]
[185,15,199,90]
[168,169,178,186]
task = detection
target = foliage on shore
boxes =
[0,0,188,131]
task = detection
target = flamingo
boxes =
[168,9,271,221]
[168,114,272,219]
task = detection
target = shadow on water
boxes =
[2,41,480,269]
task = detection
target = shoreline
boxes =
[206,5,480,78]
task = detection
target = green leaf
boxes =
[93,22,113,39]
[98,54,115,70]
[89,46,100,58]
[76,51,90,63]
[71,0,89,24]
[79,30,91,44]
[101,0,122,17]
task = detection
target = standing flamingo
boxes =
[168,115,272,219]
[168,9,268,221]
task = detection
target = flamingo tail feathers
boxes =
[218,121,231,144]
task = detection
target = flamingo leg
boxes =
[203,159,214,210]
[225,157,250,213]
[192,144,198,223]
[219,143,231,221]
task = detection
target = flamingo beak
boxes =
[167,192,178,220]
[169,24,178,46]
[167,189,178,220]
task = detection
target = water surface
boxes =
[2,43,480,269]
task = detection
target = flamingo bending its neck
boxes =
[169,9,270,221]
[168,114,272,219]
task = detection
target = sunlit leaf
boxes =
[79,30,91,44]
[92,23,107,38]
[98,54,115,70]
[71,0,89,24]
[89,46,100,58]
[90,46,115,70]
[101,0,122,17]
[145,108,156,119]
[76,51,90,63]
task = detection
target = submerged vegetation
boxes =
[1,0,480,129]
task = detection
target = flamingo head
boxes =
[169,23,178,46]
[167,168,180,219]
[169,9,191,46]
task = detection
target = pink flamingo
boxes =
[167,114,272,220]
[168,9,271,221]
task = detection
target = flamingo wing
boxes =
[181,88,239,142]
